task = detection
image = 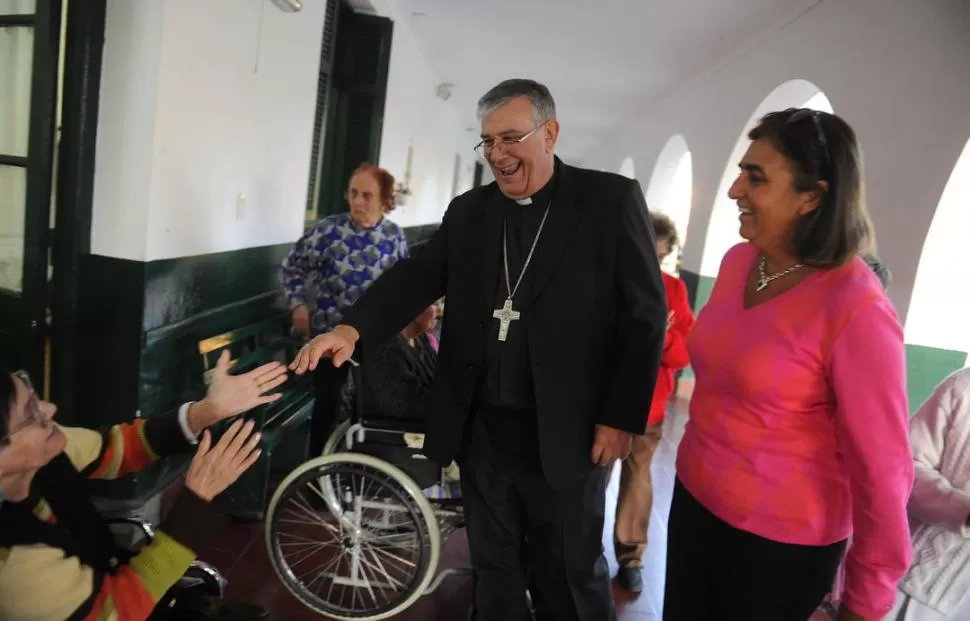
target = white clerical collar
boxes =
[515,197,533,206]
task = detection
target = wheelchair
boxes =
[263,363,471,620]
[105,517,228,616]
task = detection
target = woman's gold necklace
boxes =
[756,255,803,292]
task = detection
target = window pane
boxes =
[0,1,36,15]
[0,26,34,157]
[0,165,26,292]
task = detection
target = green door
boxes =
[314,4,394,219]
[0,0,61,390]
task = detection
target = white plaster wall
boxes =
[905,137,970,354]
[90,0,166,261]
[368,0,468,227]
[584,0,970,322]
[644,134,693,251]
[91,0,468,257]
[146,0,326,260]
[91,0,325,261]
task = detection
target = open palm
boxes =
[205,350,289,420]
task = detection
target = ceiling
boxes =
[395,0,822,163]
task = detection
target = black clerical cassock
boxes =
[342,157,667,621]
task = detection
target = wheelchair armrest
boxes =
[104,517,156,542]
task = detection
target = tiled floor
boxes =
[198,395,832,620]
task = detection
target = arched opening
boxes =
[698,80,833,288]
[618,156,636,179]
[645,135,692,274]
[904,136,970,404]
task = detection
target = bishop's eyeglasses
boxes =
[474,123,545,157]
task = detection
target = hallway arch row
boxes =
[612,78,970,410]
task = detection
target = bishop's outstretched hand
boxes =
[289,324,360,374]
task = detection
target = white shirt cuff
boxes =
[178,402,201,445]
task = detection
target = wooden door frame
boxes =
[0,0,62,389]
[49,0,105,423]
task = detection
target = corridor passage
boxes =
[195,396,823,620]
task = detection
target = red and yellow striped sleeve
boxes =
[0,530,195,620]
[82,530,197,620]
[0,491,223,621]
[59,409,194,481]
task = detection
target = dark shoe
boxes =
[170,592,270,620]
[616,565,643,593]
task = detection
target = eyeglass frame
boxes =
[1,371,47,447]
[786,108,830,174]
[473,122,547,157]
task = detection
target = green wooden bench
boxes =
[197,312,316,520]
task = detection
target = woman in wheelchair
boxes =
[355,304,438,424]
[0,352,286,621]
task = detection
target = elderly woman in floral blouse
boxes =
[280,163,410,456]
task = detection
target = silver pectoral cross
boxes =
[492,297,520,342]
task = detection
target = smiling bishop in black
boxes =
[291,79,668,621]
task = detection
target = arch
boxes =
[905,136,970,374]
[698,80,834,278]
[645,134,693,273]
[618,156,636,179]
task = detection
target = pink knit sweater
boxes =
[676,243,913,619]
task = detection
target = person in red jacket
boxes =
[613,212,694,593]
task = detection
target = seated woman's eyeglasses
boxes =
[1,371,48,446]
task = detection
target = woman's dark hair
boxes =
[748,107,874,267]
[349,163,397,213]
[650,212,680,249]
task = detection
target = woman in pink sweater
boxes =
[663,109,913,621]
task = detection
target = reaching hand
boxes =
[185,419,262,501]
[202,350,288,421]
[590,424,633,466]
[289,325,359,374]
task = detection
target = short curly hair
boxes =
[650,212,679,249]
[349,163,397,213]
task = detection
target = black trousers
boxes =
[460,407,615,621]
[663,478,846,621]
[308,362,349,458]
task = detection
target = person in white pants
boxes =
[886,366,970,620]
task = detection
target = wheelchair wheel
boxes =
[319,418,353,513]
[323,418,353,456]
[266,453,441,620]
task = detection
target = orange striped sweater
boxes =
[0,411,222,620]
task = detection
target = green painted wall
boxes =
[73,224,436,505]
[906,344,967,414]
[693,275,716,314]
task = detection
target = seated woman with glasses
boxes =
[0,354,287,621]
[663,108,913,621]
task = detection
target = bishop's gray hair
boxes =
[477,79,557,125]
